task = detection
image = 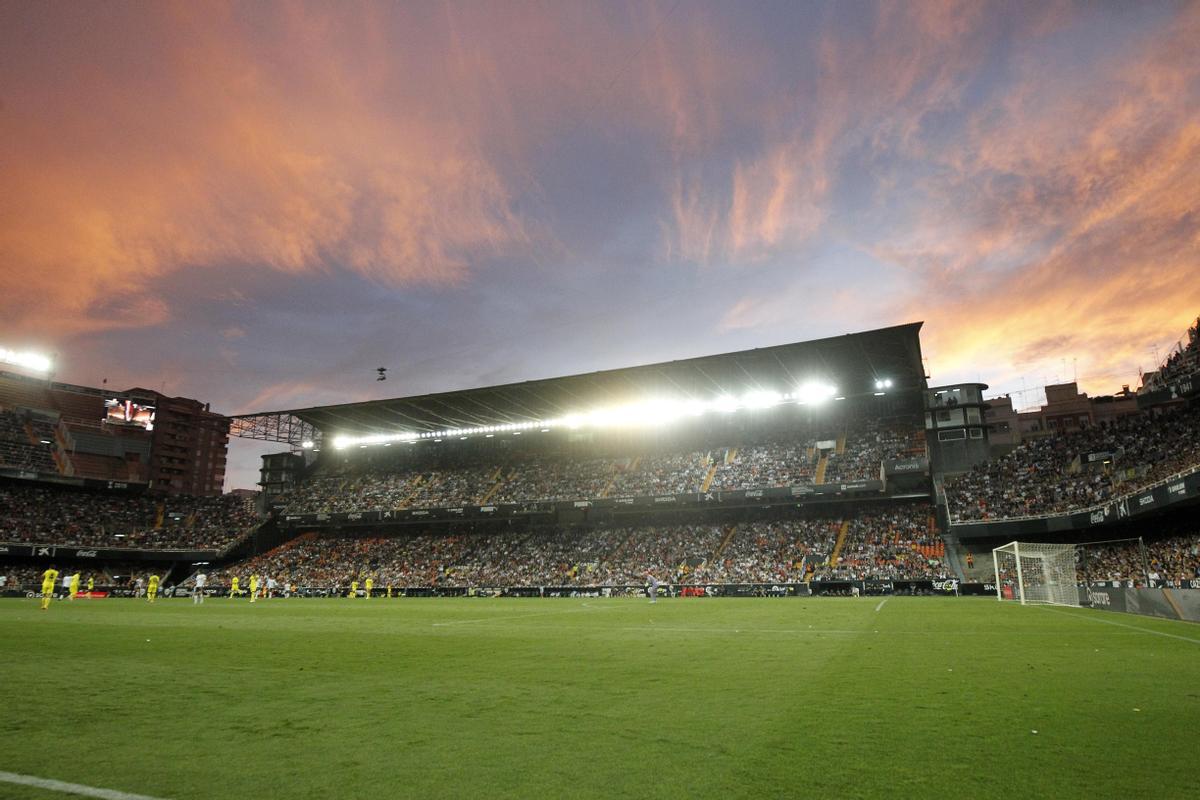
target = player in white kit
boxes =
[265,576,277,599]
[193,572,207,605]
[647,573,663,604]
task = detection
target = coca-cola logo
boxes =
[75,550,98,558]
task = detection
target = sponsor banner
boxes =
[0,542,214,561]
[884,458,928,476]
[1137,370,1199,408]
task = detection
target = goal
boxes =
[992,541,1080,606]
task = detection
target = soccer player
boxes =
[193,571,207,605]
[248,574,259,603]
[230,576,240,598]
[364,577,373,599]
[69,572,80,601]
[147,574,160,603]
[647,573,662,604]
[86,575,94,593]
[265,576,276,600]
[387,584,393,598]
[40,565,59,610]
[349,580,359,598]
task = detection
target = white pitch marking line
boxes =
[0,771,170,800]
[1036,606,1200,645]
[874,598,888,612]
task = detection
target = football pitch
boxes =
[1,596,1197,799]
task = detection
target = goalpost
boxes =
[992,541,1080,606]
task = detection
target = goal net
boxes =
[992,541,1080,606]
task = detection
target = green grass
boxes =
[1,596,1197,799]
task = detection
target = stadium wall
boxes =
[1082,586,1200,623]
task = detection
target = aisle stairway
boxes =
[711,525,738,559]
[814,452,829,484]
[398,475,426,509]
[478,467,506,504]
[828,520,850,567]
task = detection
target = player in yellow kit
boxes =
[249,574,259,603]
[147,574,160,603]
[364,578,373,599]
[69,573,80,601]
[349,580,358,598]
[230,576,240,598]
[87,576,94,593]
[40,566,59,610]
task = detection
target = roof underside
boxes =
[232,323,925,442]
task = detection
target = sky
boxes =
[2,0,1199,491]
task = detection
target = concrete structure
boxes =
[985,382,1139,451]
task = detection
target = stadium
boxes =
[3,316,1199,798]
[4,3,1200,798]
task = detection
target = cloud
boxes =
[888,3,1200,395]
[0,2,534,338]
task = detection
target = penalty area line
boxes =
[1036,606,1200,645]
[874,598,888,612]
[0,771,170,800]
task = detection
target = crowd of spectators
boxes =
[281,423,924,515]
[946,403,1200,521]
[1081,532,1200,585]
[0,482,260,549]
[708,442,815,491]
[0,409,56,472]
[811,505,944,581]
[1144,316,1199,390]
[207,505,940,590]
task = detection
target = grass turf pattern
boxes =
[1,597,1196,799]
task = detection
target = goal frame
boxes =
[992,541,1080,606]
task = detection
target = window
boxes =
[969,428,984,439]
[938,429,966,441]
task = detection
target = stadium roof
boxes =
[230,322,926,445]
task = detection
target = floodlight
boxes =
[742,390,782,409]
[712,395,740,413]
[796,381,837,405]
[301,440,315,449]
[0,347,52,374]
